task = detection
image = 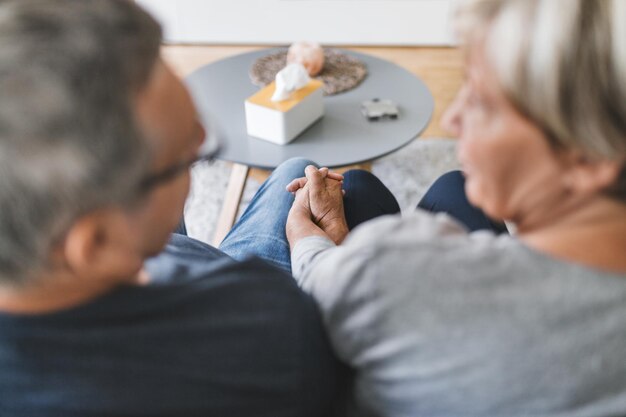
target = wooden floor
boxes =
[162,45,464,243]
[162,45,464,139]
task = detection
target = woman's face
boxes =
[441,47,570,226]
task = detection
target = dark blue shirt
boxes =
[0,235,339,416]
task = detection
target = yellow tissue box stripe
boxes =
[246,79,324,113]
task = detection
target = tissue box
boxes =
[245,79,324,145]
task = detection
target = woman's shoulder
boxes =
[307,209,626,321]
[341,209,625,289]
[346,209,470,244]
[344,209,508,259]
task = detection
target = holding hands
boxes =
[286,166,349,246]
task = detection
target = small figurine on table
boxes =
[361,98,399,121]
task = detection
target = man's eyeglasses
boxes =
[138,137,221,193]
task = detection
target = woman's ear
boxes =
[60,209,144,283]
[562,152,623,195]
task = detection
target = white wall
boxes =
[136,0,454,46]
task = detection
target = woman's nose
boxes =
[441,97,462,137]
[440,88,465,137]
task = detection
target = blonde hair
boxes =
[454,0,626,198]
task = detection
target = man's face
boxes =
[132,59,205,256]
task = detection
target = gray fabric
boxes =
[291,210,626,417]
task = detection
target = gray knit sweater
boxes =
[291,210,626,417]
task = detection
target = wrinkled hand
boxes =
[286,167,344,194]
[286,166,349,246]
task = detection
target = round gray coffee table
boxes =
[186,48,433,170]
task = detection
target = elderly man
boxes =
[0,1,340,415]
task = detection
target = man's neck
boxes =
[0,270,148,315]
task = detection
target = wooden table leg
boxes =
[212,163,249,247]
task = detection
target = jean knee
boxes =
[343,169,374,180]
[429,170,465,194]
[342,169,400,222]
[419,170,465,211]
[343,169,385,190]
[273,157,318,179]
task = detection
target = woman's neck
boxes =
[518,197,626,274]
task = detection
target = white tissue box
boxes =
[245,79,324,145]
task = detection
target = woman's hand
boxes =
[286,166,349,247]
[286,167,344,194]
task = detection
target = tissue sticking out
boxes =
[287,42,325,77]
[271,63,311,102]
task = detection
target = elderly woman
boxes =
[279,0,626,415]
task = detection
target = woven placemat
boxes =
[249,48,368,96]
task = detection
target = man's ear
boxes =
[61,209,143,282]
[562,152,623,195]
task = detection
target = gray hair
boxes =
[0,0,162,285]
[454,0,626,199]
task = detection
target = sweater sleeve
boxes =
[289,211,469,365]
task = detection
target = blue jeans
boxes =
[218,158,314,272]
[417,171,508,234]
[179,159,505,274]
[219,158,403,273]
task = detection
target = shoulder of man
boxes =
[146,234,309,303]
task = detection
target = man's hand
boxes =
[286,166,349,247]
[286,167,344,195]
